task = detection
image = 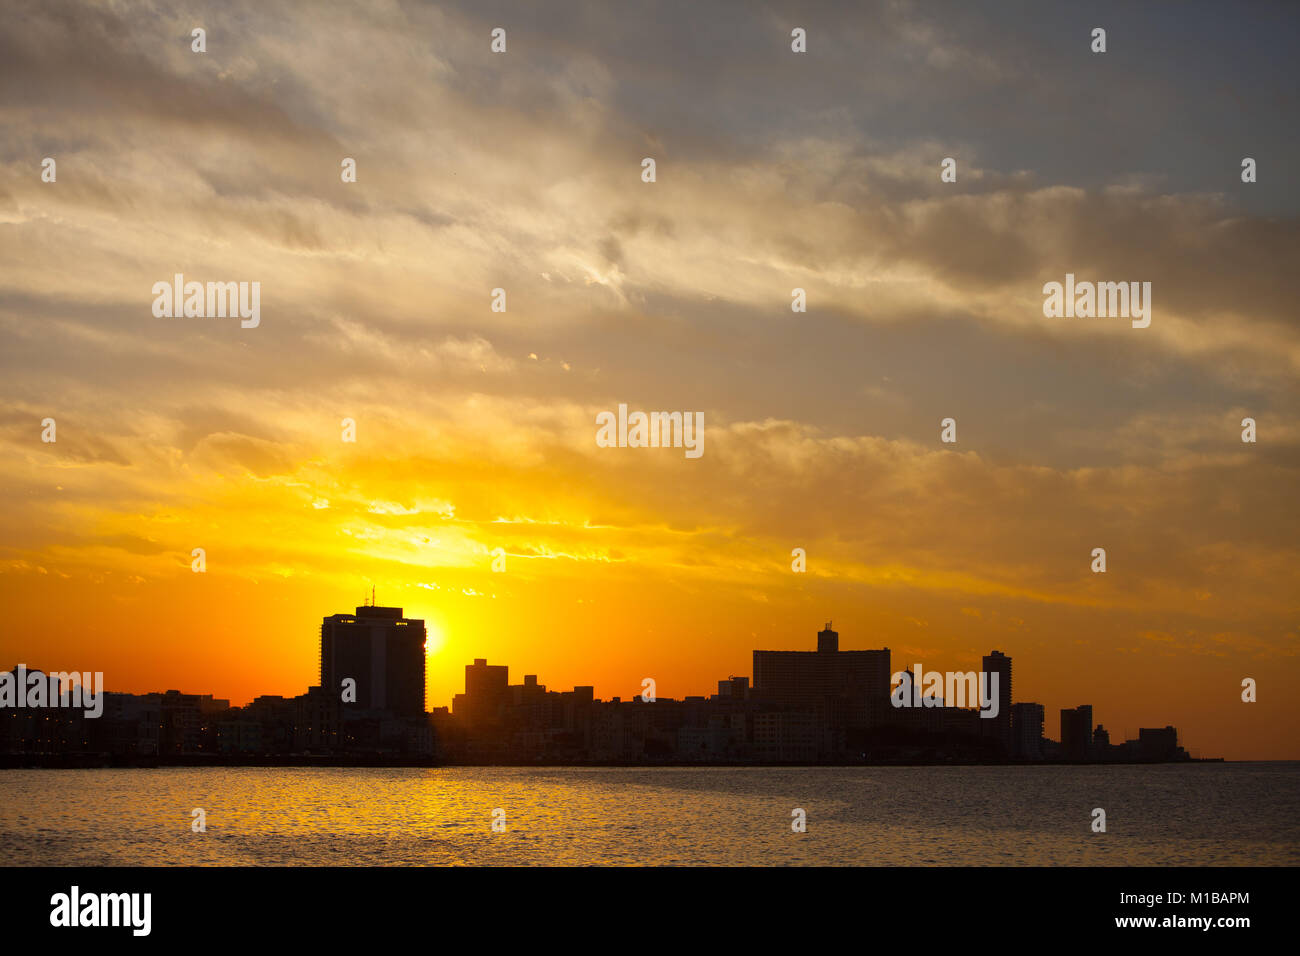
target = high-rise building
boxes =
[1010,701,1044,759]
[320,605,426,718]
[454,658,510,727]
[1060,704,1093,760]
[753,623,891,728]
[982,650,1013,754]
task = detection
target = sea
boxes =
[1,763,1296,866]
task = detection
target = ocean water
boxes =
[1,763,1296,866]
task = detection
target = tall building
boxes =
[320,605,426,718]
[981,650,1013,754]
[753,623,891,728]
[1060,704,1093,760]
[1010,701,1044,759]
[454,658,510,727]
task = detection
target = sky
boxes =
[1,0,1297,759]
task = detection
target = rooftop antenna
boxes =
[372,584,376,607]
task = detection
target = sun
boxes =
[422,617,447,657]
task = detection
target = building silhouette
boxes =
[320,604,426,718]
[1093,724,1111,754]
[1138,726,1180,761]
[2,617,1207,765]
[1060,705,1093,760]
[1011,702,1044,759]
[981,650,1013,754]
[752,622,892,729]
[454,658,509,728]
[717,676,750,699]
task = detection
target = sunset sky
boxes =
[1,1,1297,759]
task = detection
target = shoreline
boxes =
[0,754,1228,769]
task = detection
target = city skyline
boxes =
[1,608,1214,762]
